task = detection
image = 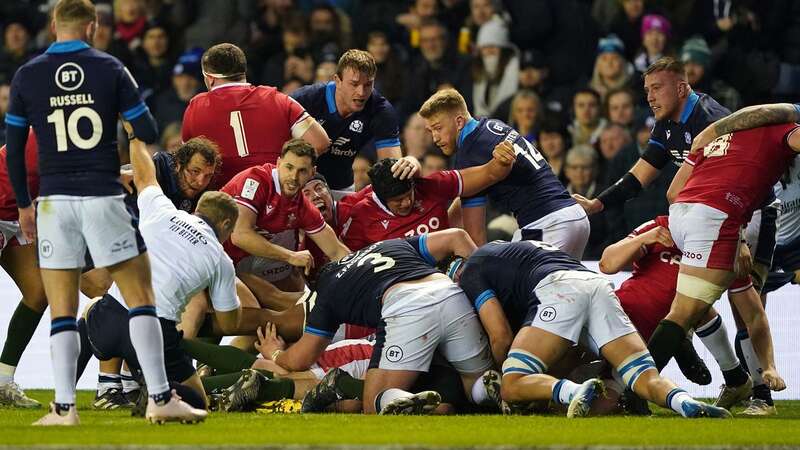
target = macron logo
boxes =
[381,220,390,229]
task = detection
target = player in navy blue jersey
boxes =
[451,240,731,419]
[291,50,420,192]
[256,229,503,415]
[4,0,198,426]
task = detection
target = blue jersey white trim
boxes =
[462,196,487,208]
[304,325,336,339]
[375,138,401,149]
[474,289,495,310]
[417,233,436,265]
[4,113,27,128]
[122,102,149,120]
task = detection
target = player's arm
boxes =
[599,224,673,274]
[788,125,800,153]
[477,298,514,367]
[123,121,158,191]
[692,103,800,153]
[230,205,310,267]
[308,223,351,261]
[461,201,488,246]
[294,116,330,156]
[666,161,694,204]
[257,322,329,372]
[458,141,516,197]
[209,260,242,335]
[118,65,157,144]
[412,229,478,266]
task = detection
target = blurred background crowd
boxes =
[1,0,799,258]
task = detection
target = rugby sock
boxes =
[256,378,295,402]
[752,384,774,405]
[375,388,414,412]
[120,368,139,394]
[552,379,581,405]
[180,339,258,373]
[97,373,123,396]
[127,306,170,403]
[50,317,80,409]
[0,302,44,383]
[665,388,693,417]
[736,330,770,404]
[201,372,267,393]
[647,320,686,371]
[696,316,738,369]
[334,371,364,400]
[470,378,489,404]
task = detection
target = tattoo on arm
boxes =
[714,104,800,136]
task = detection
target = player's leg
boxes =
[238,272,305,311]
[79,268,112,299]
[363,368,434,415]
[0,241,46,408]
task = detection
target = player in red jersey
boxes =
[0,131,43,408]
[221,139,350,292]
[340,142,517,251]
[646,122,800,395]
[181,43,330,188]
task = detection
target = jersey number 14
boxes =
[513,138,545,170]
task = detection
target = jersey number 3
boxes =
[47,107,103,151]
[357,253,396,273]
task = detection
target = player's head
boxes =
[643,57,690,121]
[334,49,377,114]
[278,139,317,197]
[421,148,448,176]
[369,158,414,216]
[302,173,334,223]
[201,43,247,90]
[53,0,97,43]
[195,191,239,243]
[174,137,221,199]
[419,88,471,156]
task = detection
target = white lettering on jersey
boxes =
[241,178,260,200]
[666,130,671,140]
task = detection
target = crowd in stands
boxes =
[2,0,799,258]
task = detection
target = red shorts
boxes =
[616,288,672,341]
[668,203,742,271]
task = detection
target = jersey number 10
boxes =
[47,107,103,151]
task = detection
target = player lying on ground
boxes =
[453,240,731,418]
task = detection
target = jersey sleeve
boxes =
[117,63,149,122]
[421,170,463,201]
[278,93,310,136]
[208,255,240,313]
[628,219,660,255]
[299,193,327,234]
[370,100,401,150]
[304,294,338,340]
[137,185,176,222]
[224,168,270,215]
[5,67,29,129]
[404,234,437,265]
[641,122,670,169]
[459,261,496,311]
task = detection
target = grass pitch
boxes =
[1,391,799,448]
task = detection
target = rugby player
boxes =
[340,142,515,251]
[574,57,729,215]
[181,43,329,188]
[257,230,500,415]
[419,89,589,256]
[221,139,350,292]
[454,240,731,418]
[4,0,191,425]
[292,49,421,192]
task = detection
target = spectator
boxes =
[590,34,634,102]
[131,21,174,102]
[403,20,472,118]
[564,145,599,199]
[681,36,741,111]
[366,30,407,107]
[0,18,33,84]
[634,14,671,73]
[154,48,204,131]
[309,5,350,60]
[352,153,374,191]
[538,118,569,186]
[176,0,252,49]
[402,112,435,160]
[569,88,607,146]
[609,0,646,60]
[260,13,314,88]
[247,0,296,64]
[0,82,9,146]
[472,17,519,117]
[93,4,133,67]
[315,51,339,83]
[492,49,573,119]
[281,77,304,95]
[596,123,632,185]
[458,0,502,54]
[605,87,637,131]
[160,122,183,153]
[421,148,449,176]
[114,0,148,50]
[395,0,439,52]
[507,90,541,144]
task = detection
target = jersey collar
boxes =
[271,167,282,195]
[457,118,480,149]
[371,192,395,217]
[325,81,337,114]
[679,91,700,124]
[210,82,251,91]
[46,40,90,54]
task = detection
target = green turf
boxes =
[1,391,799,448]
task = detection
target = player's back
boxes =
[182,84,308,188]
[678,124,800,221]
[10,43,142,196]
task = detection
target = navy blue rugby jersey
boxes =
[291,82,400,190]
[304,235,440,339]
[455,118,575,226]
[6,40,150,196]
[123,152,198,217]
[459,240,591,332]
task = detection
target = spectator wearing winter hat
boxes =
[0,17,34,84]
[681,36,741,111]
[634,14,672,73]
[131,21,175,102]
[472,16,519,117]
[491,49,572,120]
[153,48,204,131]
[590,34,635,102]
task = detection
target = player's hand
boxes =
[391,156,421,180]
[288,250,314,275]
[120,168,135,194]
[572,194,604,215]
[735,242,753,279]
[639,225,674,247]
[17,206,36,243]
[762,368,786,391]
[492,141,516,166]
[255,323,286,360]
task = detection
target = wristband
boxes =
[597,172,643,209]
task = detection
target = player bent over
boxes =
[454,240,730,418]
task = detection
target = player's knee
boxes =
[500,349,547,402]
[616,350,657,396]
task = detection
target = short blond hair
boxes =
[196,191,239,234]
[54,0,96,27]
[336,49,376,79]
[418,88,469,119]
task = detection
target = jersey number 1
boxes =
[229,111,250,157]
[46,107,103,151]
[513,138,545,170]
